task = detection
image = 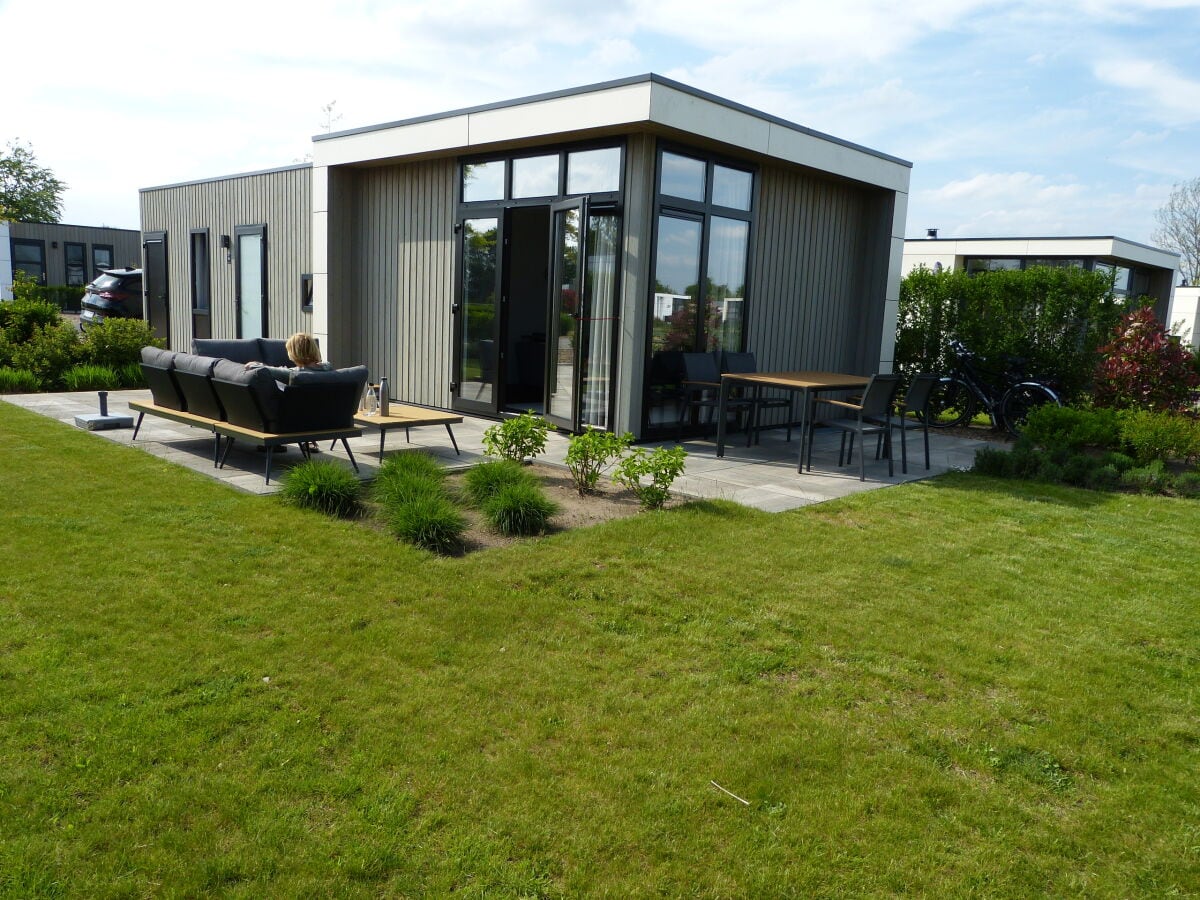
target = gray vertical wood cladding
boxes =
[749,165,891,376]
[340,159,456,407]
[8,222,141,285]
[616,134,657,436]
[139,166,311,350]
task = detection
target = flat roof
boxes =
[312,73,911,193]
[139,162,311,195]
[902,235,1180,271]
[904,235,1176,256]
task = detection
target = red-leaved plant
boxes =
[1093,307,1198,412]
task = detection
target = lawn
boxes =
[1,400,1198,897]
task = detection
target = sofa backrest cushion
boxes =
[172,353,224,420]
[211,359,280,431]
[270,365,368,434]
[191,338,292,367]
[139,346,185,411]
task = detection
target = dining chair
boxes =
[679,352,750,439]
[808,373,901,480]
[720,351,794,445]
[868,373,939,474]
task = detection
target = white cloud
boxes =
[1094,58,1200,125]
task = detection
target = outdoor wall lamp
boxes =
[221,234,232,264]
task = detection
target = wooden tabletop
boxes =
[720,370,869,390]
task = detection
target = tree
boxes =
[0,140,66,223]
[1153,177,1200,285]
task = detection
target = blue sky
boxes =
[4,0,1198,243]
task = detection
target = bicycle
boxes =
[924,340,1061,436]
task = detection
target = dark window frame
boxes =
[301,273,313,313]
[63,241,87,286]
[91,244,114,277]
[189,228,211,314]
[459,137,626,210]
[11,238,47,285]
[234,223,269,339]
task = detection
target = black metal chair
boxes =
[721,351,794,446]
[679,352,751,439]
[809,374,901,480]
[868,373,939,474]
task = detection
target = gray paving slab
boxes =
[3,390,993,512]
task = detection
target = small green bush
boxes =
[377,451,445,484]
[614,445,687,510]
[1121,461,1168,494]
[373,452,446,507]
[1036,459,1065,484]
[1120,410,1200,465]
[7,321,81,388]
[0,295,62,349]
[1008,444,1044,479]
[972,446,1012,477]
[1060,454,1097,487]
[80,318,164,368]
[482,481,560,536]
[1099,451,1135,473]
[280,460,362,517]
[565,427,633,495]
[1023,405,1121,452]
[1086,464,1121,491]
[482,411,553,462]
[387,495,467,553]
[1172,471,1200,498]
[0,368,40,393]
[61,364,121,392]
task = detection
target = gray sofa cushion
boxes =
[139,346,184,410]
[191,338,291,367]
[172,353,224,420]
[211,359,281,430]
[270,365,368,433]
[256,339,293,367]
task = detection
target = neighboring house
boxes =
[902,235,1180,323]
[1169,285,1200,350]
[3,221,141,298]
[139,74,912,438]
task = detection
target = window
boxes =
[660,151,706,202]
[964,257,1021,274]
[462,160,505,202]
[712,165,753,211]
[301,273,314,312]
[189,230,210,312]
[11,239,46,284]
[64,242,87,286]
[92,244,114,276]
[512,154,559,198]
[566,147,621,194]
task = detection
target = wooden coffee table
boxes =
[353,404,463,455]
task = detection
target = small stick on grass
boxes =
[710,780,750,806]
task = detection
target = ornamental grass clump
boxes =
[61,364,121,392]
[0,368,40,393]
[372,452,445,507]
[482,481,560,536]
[279,460,362,518]
[387,495,467,554]
[462,458,536,506]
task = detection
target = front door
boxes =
[452,213,502,416]
[544,198,621,431]
[142,232,170,346]
[235,225,267,339]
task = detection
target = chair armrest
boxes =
[818,398,863,411]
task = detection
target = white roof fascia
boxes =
[904,237,1180,270]
[312,76,909,194]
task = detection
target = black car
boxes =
[79,267,143,330]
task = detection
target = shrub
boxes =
[482,411,552,462]
[373,468,444,508]
[1086,464,1121,491]
[614,445,687,510]
[80,318,164,368]
[1060,453,1098,487]
[0,368,40,393]
[1120,461,1168,494]
[1036,458,1065,484]
[1023,404,1121,453]
[376,451,445,484]
[972,446,1012,477]
[7,321,80,388]
[1172,471,1200,498]
[481,481,560,536]
[565,427,633,495]
[280,460,362,517]
[1099,451,1135,473]
[387,495,467,553]
[895,264,1124,402]
[1007,444,1044,479]
[61,364,120,392]
[1093,306,1199,412]
[0,294,62,349]
[1119,409,1200,464]
[462,458,535,506]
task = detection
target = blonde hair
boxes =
[285,333,322,368]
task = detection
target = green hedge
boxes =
[896,265,1129,402]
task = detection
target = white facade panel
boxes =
[1170,285,1200,349]
[314,115,471,168]
[0,221,11,300]
[766,125,910,193]
[648,86,772,156]
[468,82,651,146]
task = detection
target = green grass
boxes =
[2,400,1199,896]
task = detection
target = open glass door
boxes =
[545,199,621,431]
[452,214,502,416]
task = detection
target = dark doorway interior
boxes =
[502,205,550,413]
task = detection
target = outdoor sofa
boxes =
[132,340,368,483]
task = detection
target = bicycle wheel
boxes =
[921,377,977,428]
[1000,382,1060,436]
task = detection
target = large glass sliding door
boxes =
[453,215,501,415]
[545,199,620,431]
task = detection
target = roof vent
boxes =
[926,228,939,239]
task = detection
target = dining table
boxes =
[714,370,871,472]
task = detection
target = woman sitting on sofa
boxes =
[244,333,331,382]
